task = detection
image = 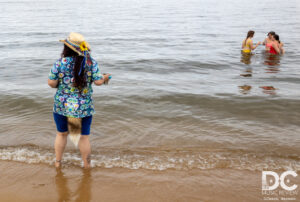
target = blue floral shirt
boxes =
[49,57,103,118]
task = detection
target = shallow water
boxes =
[0,0,300,173]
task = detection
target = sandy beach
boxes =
[0,161,279,202]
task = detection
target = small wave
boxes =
[111,58,228,74]
[0,146,299,171]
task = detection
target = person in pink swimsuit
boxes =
[263,31,276,51]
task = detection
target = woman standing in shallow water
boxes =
[242,30,261,54]
[48,32,111,168]
[263,31,276,52]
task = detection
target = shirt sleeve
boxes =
[92,60,103,81]
[48,60,60,80]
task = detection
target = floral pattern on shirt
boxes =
[49,57,103,118]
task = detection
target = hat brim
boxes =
[59,39,85,56]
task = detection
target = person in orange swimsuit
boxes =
[242,30,261,53]
[263,31,276,51]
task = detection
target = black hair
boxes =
[268,31,276,36]
[61,45,86,90]
[274,34,280,43]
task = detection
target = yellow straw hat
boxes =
[59,32,93,75]
[59,32,91,56]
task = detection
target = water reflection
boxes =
[55,169,71,202]
[55,168,92,202]
[261,52,281,95]
[239,52,253,94]
[239,51,281,95]
[263,52,281,67]
[265,66,280,73]
[260,86,277,95]
[263,52,281,73]
[75,169,92,202]
[238,85,252,94]
[240,52,253,65]
[240,67,253,77]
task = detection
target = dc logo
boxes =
[262,171,298,191]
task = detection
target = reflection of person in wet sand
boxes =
[75,169,92,202]
[55,169,92,202]
[55,169,71,202]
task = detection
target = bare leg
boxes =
[78,135,91,169]
[54,132,68,168]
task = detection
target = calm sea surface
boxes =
[0,0,300,171]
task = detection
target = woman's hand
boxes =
[103,73,111,84]
[94,73,111,86]
[251,41,261,50]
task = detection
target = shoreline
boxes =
[0,160,270,202]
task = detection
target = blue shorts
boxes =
[53,112,93,135]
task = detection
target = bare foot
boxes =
[84,164,91,169]
[84,154,91,169]
[55,160,62,168]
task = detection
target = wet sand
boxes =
[0,161,274,202]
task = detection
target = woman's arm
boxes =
[280,42,284,48]
[280,43,285,54]
[272,43,281,54]
[48,79,58,88]
[279,42,284,54]
[250,41,261,50]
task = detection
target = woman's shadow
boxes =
[55,168,92,202]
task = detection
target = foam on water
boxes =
[1,146,299,171]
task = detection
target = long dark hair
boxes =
[244,30,255,46]
[61,45,87,90]
[274,34,281,43]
